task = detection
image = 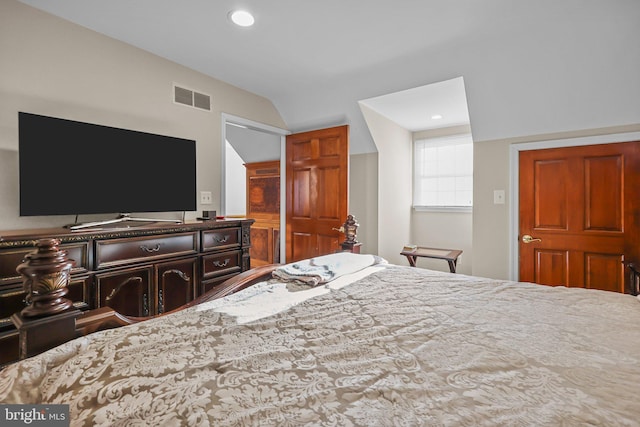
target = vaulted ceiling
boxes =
[17,1,638,153]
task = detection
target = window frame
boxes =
[413,133,474,212]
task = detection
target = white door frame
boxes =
[221,113,290,263]
[508,131,640,281]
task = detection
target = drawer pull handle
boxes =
[140,244,161,253]
[213,259,230,268]
[162,269,191,283]
[106,276,144,303]
[214,235,230,243]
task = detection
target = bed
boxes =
[1,252,639,426]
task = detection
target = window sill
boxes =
[413,206,473,213]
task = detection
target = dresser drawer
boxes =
[202,228,241,251]
[200,271,240,295]
[0,287,27,324]
[0,242,89,286]
[201,250,242,279]
[0,275,92,330]
[95,232,198,269]
[0,330,18,367]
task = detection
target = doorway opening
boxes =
[221,113,289,265]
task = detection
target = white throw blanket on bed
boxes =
[272,252,384,286]
[208,265,386,324]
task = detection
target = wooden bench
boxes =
[400,246,463,273]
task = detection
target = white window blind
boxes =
[414,134,473,208]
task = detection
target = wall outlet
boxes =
[200,191,212,205]
[493,189,505,205]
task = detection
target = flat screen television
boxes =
[19,112,197,222]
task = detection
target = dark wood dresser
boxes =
[0,219,253,365]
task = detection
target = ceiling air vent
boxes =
[173,84,211,112]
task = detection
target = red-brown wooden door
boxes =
[519,141,640,293]
[286,125,349,262]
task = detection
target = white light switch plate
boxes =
[493,190,505,204]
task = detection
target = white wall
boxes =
[410,211,472,274]
[349,152,378,255]
[360,104,412,264]
[0,0,286,230]
[471,138,511,279]
[224,141,246,216]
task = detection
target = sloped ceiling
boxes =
[17,1,640,153]
[360,77,469,132]
[226,125,281,164]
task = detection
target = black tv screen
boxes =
[19,112,196,216]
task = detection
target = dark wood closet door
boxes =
[96,266,153,316]
[156,258,197,314]
[286,125,349,262]
[519,141,640,292]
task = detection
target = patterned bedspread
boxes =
[1,265,639,426]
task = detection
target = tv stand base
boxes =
[66,214,182,231]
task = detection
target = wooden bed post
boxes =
[10,239,81,359]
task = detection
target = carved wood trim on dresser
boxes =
[0,219,254,365]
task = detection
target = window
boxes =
[413,134,473,209]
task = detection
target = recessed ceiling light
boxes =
[229,10,255,27]
[431,114,443,120]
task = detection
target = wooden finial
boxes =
[17,238,75,318]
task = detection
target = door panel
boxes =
[585,253,624,293]
[249,226,270,267]
[534,249,568,286]
[96,266,153,316]
[585,155,622,231]
[291,232,315,261]
[156,258,197,314]
[317,234,339,255]
[291,139,312,161]
[534,159,568,229]
[520,141,640,293]
[286,125,349,262]
[292,168,312,218]
[316,166,340,219]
